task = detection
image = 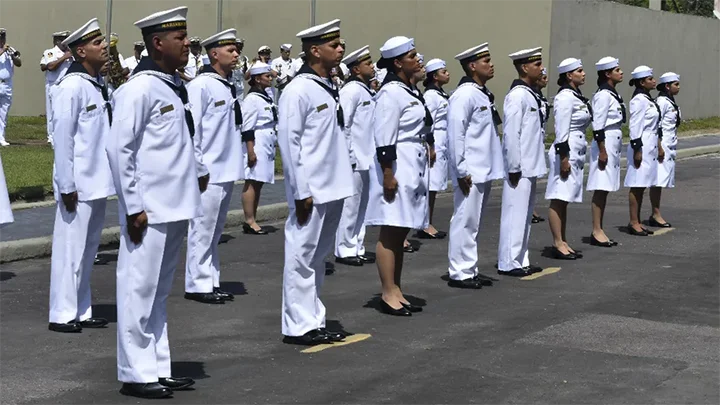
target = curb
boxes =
[1,145,718,264]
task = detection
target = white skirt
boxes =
[624,131,659,188]
[545,137,586,203]
[655,138,677,188]
[429,152,448,192]
[586,127,623,192]
[244,128,276,184]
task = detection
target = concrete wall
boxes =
[548,0,720,119]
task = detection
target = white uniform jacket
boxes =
[277,64,354,204]
[187,67,244,184]
[501,79,547,178]
[447,77,504,184]
[340,77,375,171]
[271,56,295,88]
[624,89,660,188]
[657,94,680,158]
[587,84,626,192]
[41,46,73,86]
[107,58,202,225]
[52,63,115,202]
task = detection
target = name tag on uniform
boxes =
[316,103,328,112]
[160,104,175,115]
[480,106,488,111]
[86,104,97,112]
[410,101,419,106]
[362,101,371,106]
[264,106,272,111]
[214,100,226,107]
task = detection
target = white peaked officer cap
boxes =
[631,65,653,80]
[342,45,371,66]
[134,6,188,37]
[596,56,619,71]
[455,43,490,62]
[258,45,271,52]
[62,18,103,48]
[557,58,582,74]
[189,36,201,44]
[425,58,446,73]
[53,30,71,38]
[658,72,680,84]
[380,36,414,59]
[201,28,237,51]
[249,61,272,76]
[296,19,341,44]
[280,43,292,51]
[508,46,542,64]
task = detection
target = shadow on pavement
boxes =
[0,271,16,282]
[93,304,118,323]
[171,361,210,380]
[218,281,247,295]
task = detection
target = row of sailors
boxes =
[0,7,683,399]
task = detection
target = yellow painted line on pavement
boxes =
[301,333,372,353]
[521,267,561,280]
[649,228,675,237]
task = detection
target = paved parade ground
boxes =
[1,154,719,404]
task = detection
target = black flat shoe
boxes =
[473,274,494,286]
[358,255,375,264]
[379,300,412,316]
[610,239,619,246]
[401,302,423,312]
[498,268,533,277]
[283,329,332,346]
[319,328,346,342]
[242,223,268,235]
[627,225,649,236]
[335,256,364,266]
[184,292,225,304]
[532,214,545,223]
[159,377,195,390]
[569,250,583,259]
[79,318,108,328]
[49,321,82,333]
[416,230,438,239]
[648,216,672,228]
[213,287,234,301]
[551,246,577,260]
[120,383,173,399]
[448,278,483,289]
[590,234,614,247]
[403,244,415,253]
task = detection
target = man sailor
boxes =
[107,6,205,399]
[184,28,244,305]
[0,28,22,147]
[277,18,354,346]
[180,36,202,81]
[271,43,295,95]
[48,18,115,334]
[231,38,249,102]
[124,41,145,73]
[334,45,376,267]
[497,47,547,277]
[40,30,72,146]
[446,43,504,289]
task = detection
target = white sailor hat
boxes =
[557,57,582,74]
[455,43,490,63]
[508,47,542,64]
[134,6,188,37]
[249,61,272,76]
[296,19,341,44]
[133,41,145,47]
[201,29,236,50]
[258,45,271,53]
[630,65,653,80]
[425,58,445,73]
[62,18,103,48]
[280,43,292,51]
[658,71,680,84]
[53,30,71,38]
[380,36,414,59]
[417,54,424,64]
[596,56,619,71]
[342,45,371,66]
[189,36,201,44]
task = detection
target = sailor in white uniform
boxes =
[587,56,625,247]
[231,38,249,102]
[256,46,277,100]
[366,36,433,316]
[333,45,377,267]
[545,58,591,260]
[288,51,305,78]
[446,43,504,289]
[240,61,277,235]
[531,67,550,225]
[180,36,202,82]
[40,31,72,146]
[649,72,681,228]
[624,65,661,236]
[0,154,13,225]
[497,47,547,277]
[277,19,354,346]
[124,41,145,73]
[48,18,115,334]
[271,43,295,95]
[418,58,450,240]
[0,28,22,147]
[185,29,245,305]
[107,6,203,398]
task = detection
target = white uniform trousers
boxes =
[335,170,369,258]
[497,177,537,271]
[117,220,187,383]
[282,199,343,337]
[0,84,11,144]
[185,182,234,293]
[45,85,54,143]
[48,198,107,323]
[448,181,492,281]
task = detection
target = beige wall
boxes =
[548,0,720,119]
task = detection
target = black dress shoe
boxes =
[448,278,483,289]
[319,328,347,342]
[627,225,649,236]
[590,234,614,247]
[242,222,268,235]
[498,268,533,277]
[379,300,412,316]
[358,255,376,264]
[401,302,423,312]
[525,265,544,274]
[551,246,577,260]
[120,382,173,399]
[473,274,494,286]
[648,216,672,228]
[49,321,82,333]
[532,214,545,223]
[403,244,415,253]
[213,287,234,301]
[184,292,225,304]
[283,329,333,346]
[79,318,108,328]
[335,256,364,266]
[159,377,195,390]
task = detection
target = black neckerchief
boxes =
[509,79,544,126]
[296,64,344,128]
[248,86,278,122]
[533,87,551,123]
[199,65,242,126]
[63,62,113,125]
[598,83,626,123]
[383,72,433,127]
[458,76,502,125]
[559,85,593,119]
[132,56,195,137]
[425,84,450,100]
[344,75,374,97]
[657,91,681,129]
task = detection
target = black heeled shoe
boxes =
[551,246,577,260]
[648,216,672,228]
[242,222,268,235]
[380,300,412,316]
[590,234,614,247]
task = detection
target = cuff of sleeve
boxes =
[425,132,435,146]
[58,185,77,195]
[554,141,570,157]
[593,130,606,142]
[241,130,255,142]
[197,164,209,178]
[376,145,397,163]
[630,138,643,151]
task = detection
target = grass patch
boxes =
[0,145,54,201]
[5,115,48,142]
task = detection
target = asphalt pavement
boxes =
[0,154,718,404]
